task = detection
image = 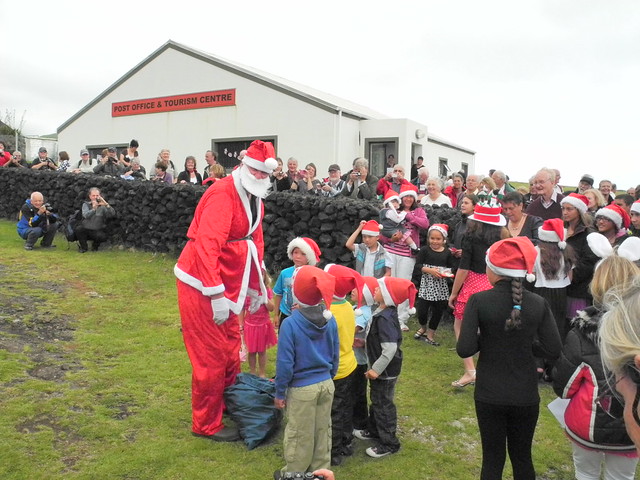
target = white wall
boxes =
[426,140,476,178]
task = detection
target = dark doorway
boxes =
[214,138,276,172]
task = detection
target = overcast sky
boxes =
[3,0,639,187]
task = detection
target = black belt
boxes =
[227,234,253,243]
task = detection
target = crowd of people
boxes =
[8,136,640,479]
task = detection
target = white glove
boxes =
[211,297,230,325]
[247,289,263,314]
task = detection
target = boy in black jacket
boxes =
[354,276,417,458]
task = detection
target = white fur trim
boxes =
[596,208,622,229]
[242,154,276,173]
[560,196,588,213]
[354,307,363,316]
[428,225,448,238]
[399,189,417,199]
[538,229,561,243]
[558,240,567,250]
[288,237,318,266]
[323,309,333,320]
[485,254,528,278]
[383,194,400,207]
[362,286,374,306]
[362,224,383,237]
[526,273,536,283]
[174,264,225,296]
[378,278,395,307]
[631,202,640,215]
[408,307,416,315]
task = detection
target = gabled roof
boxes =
[58,40,388,132]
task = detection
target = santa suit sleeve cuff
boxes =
[174,264,225,296]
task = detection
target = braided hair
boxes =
[505,278,524,331]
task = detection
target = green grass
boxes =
[0,219,589,479]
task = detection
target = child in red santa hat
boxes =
[355,276,417,459]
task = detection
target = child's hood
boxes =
[297,305,330,338]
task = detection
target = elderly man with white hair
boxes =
[16,192,59,250]
[525,167,565,220]
[491,170,515,198]
[411,166,430,200]
[465,174,481,195]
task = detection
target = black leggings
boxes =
[474,400,539,480]
[415,297,447,331]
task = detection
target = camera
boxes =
[354,172,361,177]
[43,203,54,213]
[278,473,324,479]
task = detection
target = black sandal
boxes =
[413,329,426,340]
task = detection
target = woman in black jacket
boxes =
[177,156,203,185]
[552,254,640,480]
[457,237,562,480]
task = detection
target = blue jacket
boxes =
[275,306,339,399]
[17,199,58,236]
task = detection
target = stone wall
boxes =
[0,169,462,273]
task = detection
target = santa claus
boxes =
[175,140,277,441]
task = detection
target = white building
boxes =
[58,40,474,179]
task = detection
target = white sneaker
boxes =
[399,321,409,332]
[366,445,397,458]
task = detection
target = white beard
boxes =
[239,164,271,198]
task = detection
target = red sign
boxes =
[112,89,236,117]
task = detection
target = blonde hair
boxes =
[600,276,640,374]
[480,176,497,191]
[590,255,640,306]
[210,164,226,179]
[584,188,606,209]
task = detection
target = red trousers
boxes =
[177,280,241,436]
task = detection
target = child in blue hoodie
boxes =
[274,266,339,477]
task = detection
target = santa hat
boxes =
[596,204,631,230]
[486,236,538,283]
[630,200,640,215]
[538,218,567,250]
[560,193,589,214]
[383,190,401,207]
[428,224,448,238]
[291,266,335,320]
[241,140,278,173]
[468,199,506,227]
[587,233,640,264]
[398,183,418,199]
[324,264,365,314]
[361,220,383,237]
[287,237,321,266]
[360,276,380,306]
[377,277,417,314]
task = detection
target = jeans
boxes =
[368,377,400,451]
[20,226,56,247]
[475,400,539,480]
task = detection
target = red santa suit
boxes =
[175,167,267,436]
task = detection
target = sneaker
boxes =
[399,322,409,332]
[41,244,56,249]
[24,245,34,251]
[353,429,376,441]
[366,444,397,458]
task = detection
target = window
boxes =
[438,157,449,178]
[461,162,469,177]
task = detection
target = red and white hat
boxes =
[428,223,449,238]
[360,276,380,306]
[287,237,322,266]
[631,200,640,215]
[361,220,383,237]
[538,218,567,250]
[560,193,589,214]
[291,266,336,320]
[383,189,401,207]
[398,183,418,199]
[377,276,417,314]
[468,202,506,227]
[596,204,631,230]
[241,140,278,173]
[486,236,538,282]
[324,264,365,304]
